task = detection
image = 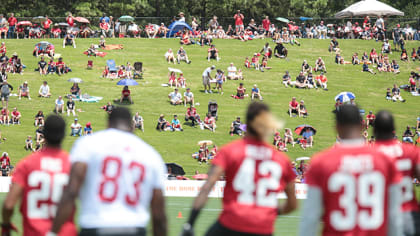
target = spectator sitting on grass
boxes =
[401,49,408,61]
[47,58,56,74]
[84,122,93,136]
[391,60,400,74]
[120,85,133,104]
[177,73,186,88]
[231,83,248,99]
[55,57,66,76]
[70,118,82,136]
[260,42,272,58]
[284,128,295,147]
[362,60,376,74]
[402,126,414,143]
[177,47,191,64]
[298,100,308,118]
[260,56,271,72]
[133,112,144,132]
[34,125,44,151]
[302,127,314,147]
[227,63,238,80]
[171,115,183,131]
[295,72,307,89]
[34,110,44,126]
[203,113,216,132]
[391,84,405,102]
[0,107,9,125]
[86,44,98,57]
[274,42,287,58]
[329,37,339,52]
[168,71,177,87]
[251,84,262,100]
[314,57,327,73]
[0,152,13,176]
[306,72,317,89]
[18,81,30,100]
[24,135,33,151]
[69,83,81,98]
[366,111,375,129]
[38,56,48,75]
[63,31,76,48]
[168,88,182,105]
[55,96,64,114]
[184,88,194,107]
[409,75,417,92]
[207,44,220,62]
[11,107,21,124]
[301,60,312,74]
[385,88,392,100]
[352,53,360,65]
[66,97,76,117]
[315,72,328,90]
[165,48,176,64]
[185,105,200,127]
[230,116,243,136]
[156,114,169,131]
[282,71,293,88]
[289,97,299,117]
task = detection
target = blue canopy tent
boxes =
[166,21,193,38]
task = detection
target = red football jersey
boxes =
[306,143,400,236]
[375,140,420,212]
[12,148,77,236]
[212,138,295,234]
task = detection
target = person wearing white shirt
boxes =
[183,88,194,107]
[178,12,185,22]
[202,65,215,93]
[165,48,176,64]
[55,96,64,114]
[70,118,82,136]
[50,107,167,235]
[227,63,237,80]
[38,81,51,98]
[168,88,182,105]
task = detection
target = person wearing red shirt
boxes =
[365,110,375,129]
[11,107,21,124]
[0,152,12,175]
[1,107,9,125]
[7,13,17,39]
[43,16,53,38]
[185,105,200,127]
[289,97,299,117]
[55,57,65,75]
[120,85,133,104]
[233,10,244,33]
[299,105,402,236]
[374,111,420,235]
[100,19,111,37]
[262,16,270,32]
[1,115,77,236]
[315,72,328,90]
[203,112,216,132]
[207,44,220,61]
[181,102,297,236]
[0,42,6,54]
[66,12,74,27]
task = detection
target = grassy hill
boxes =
[1,37,419,176]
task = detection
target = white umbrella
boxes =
[198,140,213,146]
[335,0,404,18]
[296,157,310,161]
[168,67,182,73]
[68,78,83,83]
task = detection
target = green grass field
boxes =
[0,38,419,235]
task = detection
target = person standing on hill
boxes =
[234,10,244,34]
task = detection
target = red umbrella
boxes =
[294,125,316,136]
[193,174,208,180]
[17,21,32,26]
[74,17,90,24]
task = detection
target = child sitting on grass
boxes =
[260,56,271,72]
[168,71,177,87]
[251,53,260,70]
[25,135,33,151]
[244,57,251,68]
[177,73,186,88]
[391,60,400,74]
[412,48,418,61]
[362,61,376,74]
[401,49,408,61]
[231,83,248,99]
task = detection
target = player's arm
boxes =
[50,162,87,234]
[298,186,323,236]
[387,183,403,236]
[1,183,23,234]
[150,189,167,236]
[181,165,224,235]
[277,181,297,215]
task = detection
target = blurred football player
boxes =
[299,105,403,236]
[50,107,167,236]
[374,110,420,236]
[181,102,297,236]
[2,115,77,236]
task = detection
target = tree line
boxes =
[0,0,418,19]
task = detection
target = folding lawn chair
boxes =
[107,59,118,79]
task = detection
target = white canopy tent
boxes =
[335,0,404,18]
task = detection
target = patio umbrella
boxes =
[335,0,404,18]
[294,125,317,136]
[58,22,69,27]
[275,17,290,23]
[119,15,134,22]
[335,92,356,103]
[117,79,139,86]
[166,163,185,175]
[198,140,213,146]
[17,21,32,26]
[168,67,182,73]
[32,16,46,23]
[193,174,208,180]
[74,17,90,24]
[35,41,51,49]
[296,157,311,161]
[299,17,313,21]
[68,78,83,83]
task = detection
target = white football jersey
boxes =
[70,128,166,228]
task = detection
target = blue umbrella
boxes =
[300,17,313,21]
[117,79,139,86]
[335,92,356,103]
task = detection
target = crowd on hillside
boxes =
[0,12,420,41]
